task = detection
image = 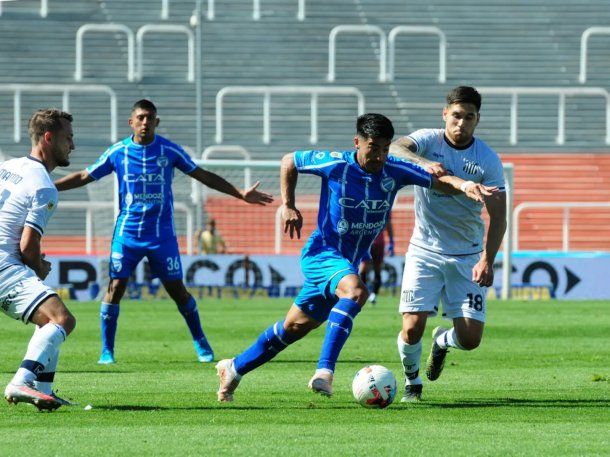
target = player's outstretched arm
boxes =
[189,167,273,206]
[432,175,498,202]
[280,153,303,239]
[390,137,446,177]
[20,227,51,280]
[472,191,507,286]
[54,170,95,191]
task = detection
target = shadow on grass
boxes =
[93,404,353,411]
[403,398,610,409]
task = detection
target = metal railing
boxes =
[215,85,365,144]
[75,24,135,82]
[387,26,446,83]
[0,83,118,143]
[512,201,610,251]
[476,86,610,145]
[328,25,387,82]
[579,27,610,84]
[59,201,194,254]
[161,0,305,21]
[136,24,194,82]
[0,0,47,17]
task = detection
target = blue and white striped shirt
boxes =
[87,134,197,242]
[294,149,432,265]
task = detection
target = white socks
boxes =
[12,323,66,386]
[397,333,422,385]
[435,327,464,350]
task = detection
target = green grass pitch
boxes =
[1,296,608,456]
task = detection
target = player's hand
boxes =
[472,258,494,287]
[426,162,447,177]
[464,183,498,203]
[241,181,274,206]
[38,253,52,280]
[281,205,303,239]
[386,242,395,257]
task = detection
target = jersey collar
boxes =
[128,134,158,148]
[27,155,49,172]
[443,133,475,150]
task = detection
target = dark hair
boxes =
[28,108,73,144]
[446,86,482,111]
[356,113,394,140]
[131,99,157,114]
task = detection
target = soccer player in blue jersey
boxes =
[216,113,494,402]
[55,99,273,365]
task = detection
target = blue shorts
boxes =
[109,236,183,281]
[294,247,358,322]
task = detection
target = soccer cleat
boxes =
[308,371,333,397]
[216,359,241,402]
[51,392,78,407]
[98,349,116,365]
[194,338,214,363]
[368,292,377,305]
[425,326,449,381]
[4,381,62,411]
[400,384,423,403]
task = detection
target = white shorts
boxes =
[398,244,487,323]
[0,264,57,323]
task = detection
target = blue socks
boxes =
[317,298,361,372]
[100,303,119,353]
[177,296,207,342]
[234,320,299,376]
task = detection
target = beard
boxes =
[56,157,70,167]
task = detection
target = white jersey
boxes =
[406,128,505,255]
[0,156,58,267]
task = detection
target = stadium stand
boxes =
[1,0,610,254]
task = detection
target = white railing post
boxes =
[253,0,260,20]
[1,83,118,143]
[579,27,610,84]
[562,208,570,252]
[387,26,446,83]
[501,164,514,300]
[161,0,169,19]
[201,145,252,189]
[478,87,610,146]
[75,24,135,82]
[328,25,386,82]
[215,86,365,144]
[297,0,305,21]
[40,0,47,17]
[136,24,195,82]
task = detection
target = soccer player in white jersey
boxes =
[215,113,494,402]
[1,109,76,411]
[391,86,507,402]
[55,99,273,365]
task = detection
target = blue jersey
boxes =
[87,134,197,241]
[294,150,432,265]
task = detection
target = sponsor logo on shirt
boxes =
[330,151,342,158]
[337,198,390,212]
[47,201,55,211]
[123,173,165,184]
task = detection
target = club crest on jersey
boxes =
[157,155,169,167]
[315,152,326,159]
[337,218,349,235]
[380,177,395,193]
[462,160,480,175]
[124,192,133,206]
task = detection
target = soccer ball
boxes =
[352,365,397,409]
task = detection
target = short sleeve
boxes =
[406,128,441,156]
[482,152,506,190]
[293,150,345,177]
[87,146,118,180]
[168,144,197,174]
[25,187,58,235]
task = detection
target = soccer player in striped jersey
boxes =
[2,109,76,411]
[216,113,494,401]
[391,86,507,402]
[55,99,273,365]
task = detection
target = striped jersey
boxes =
[0,156,58,266]
[87,135,197,242]
[294,149,432,265]
[406,128,505,255]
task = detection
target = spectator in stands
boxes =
[196,219,226,254]
[358,214,394,305]
[2,109,76,411]
[214,113,494,402]
[54,99,273,365]
[391,86,507,403]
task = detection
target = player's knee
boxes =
[284,320,316,338]
[59,312,76,335]
[401,326,424,345]
[338,285,369,305]
[457,334,481,350]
